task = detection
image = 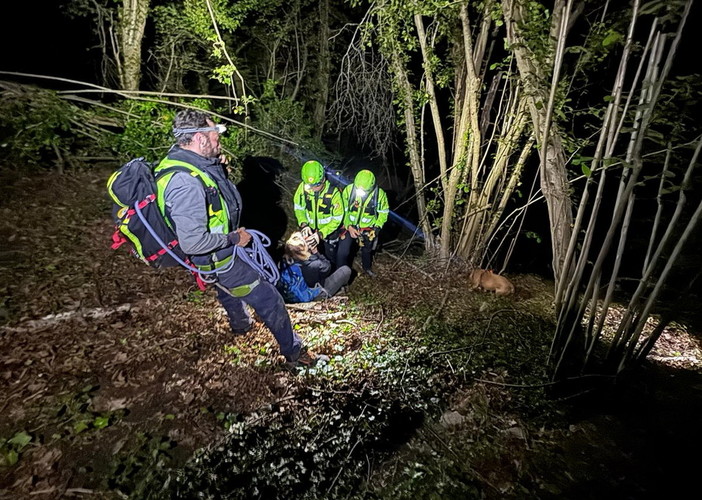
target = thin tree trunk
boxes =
[390,51,433,249]
[313,0,330,139]
[414,14,448,188]
[503,0,573,285]
[119,0,150,91]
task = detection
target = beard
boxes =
[201,136,221,158]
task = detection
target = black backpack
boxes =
[107,157,195,268]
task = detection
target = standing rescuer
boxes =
[293,160,344,266]
[156,109,326,370]
[337,169,389,277]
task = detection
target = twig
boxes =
[476,372,617,389]
[0,304,132,334]
[422,288,451,331]
[336,319,358,326]
[308,386,363,396]
[474,378,558,388]
[285,303,319,312]
[65,488,97,496]
[423,426,502,493]
[327,437,363,495]
[30,489,56,496]
[373,306,385,334]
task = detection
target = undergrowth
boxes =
[132,272,560,499]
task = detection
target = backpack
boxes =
[107,157,197,268]
[276,261,322,303]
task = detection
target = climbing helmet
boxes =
[301,160,325,187]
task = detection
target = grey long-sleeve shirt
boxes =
[161,146,242,256]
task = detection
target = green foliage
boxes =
[571,155,594,177]
[647,75,702,146]
[122,273,558,498]
[157,346,436,499]
[516,1,554,67]
[0,431,32,467]
[109,99,250,173]
[525,231,542,244]
[0,85,77,170]
[110,100,175,161]
[248,79,321,154]
[106,433,177,497]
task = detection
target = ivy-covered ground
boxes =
[1,168,701,499]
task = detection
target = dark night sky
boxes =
[1,1,98,83]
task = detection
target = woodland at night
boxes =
[1,1,701,498]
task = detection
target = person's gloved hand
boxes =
[304,230,320,249]
[300,225,319,244]
[365,228,376,241]
[227,227,252,247]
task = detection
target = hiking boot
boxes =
[231,322,253,336]
[364,269,377,278]
[285,347,330,371]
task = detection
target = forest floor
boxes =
[1,168,702,499]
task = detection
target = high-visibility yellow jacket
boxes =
[293,180,344,238]
[342,184,389,229]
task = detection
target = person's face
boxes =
[198,119,222,158]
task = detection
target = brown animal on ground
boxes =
[469,268,515,296]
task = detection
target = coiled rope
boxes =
[135,203,279,284]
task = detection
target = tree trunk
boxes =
[503,0,573,284]
[389,51,434,249]
[119,0,150,91]
[313,0,330,139]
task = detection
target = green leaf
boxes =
[581,164,592,177]
[7,432,31,449]
[1,449,19,467]
[602,31,622,47]
[73,422,89,434]
[93,416,110,429]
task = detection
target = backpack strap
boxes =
[304,180,335,212]
[154,164,226,233]
[350,186,379,218]
[369,186,378,217]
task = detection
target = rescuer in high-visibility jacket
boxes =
[157,110,326,370]
[293,160,344,266]
[337,170,389,277]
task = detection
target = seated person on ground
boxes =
[284,231,351,299]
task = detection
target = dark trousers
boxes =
[337,234,375,272]
[318,265,351,297]
[215,259,301,360]
[321,237,339,270]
